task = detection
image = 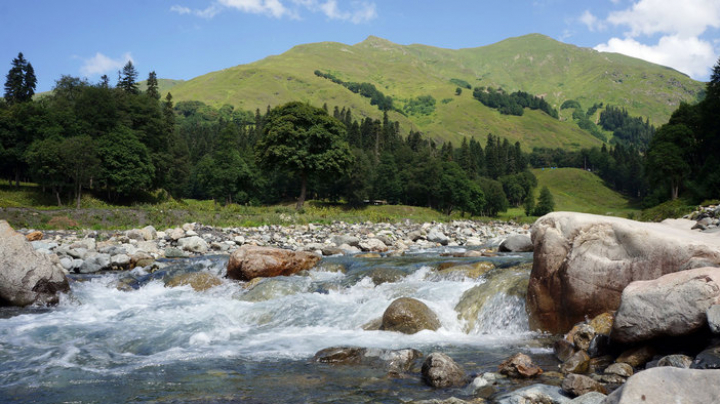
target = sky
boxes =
[2,0,719,93]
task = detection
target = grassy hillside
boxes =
[532,167,638,216]
[166,34,702,149]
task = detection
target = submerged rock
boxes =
[498,353,543,378]
[421,352,466,388]
[313,346,422,374]
[165,272,223,291]
[0,220,70,306]
[381,297,440,334]
[226,245,320,281]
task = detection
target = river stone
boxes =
[498,353,543,378]
[178,236,209,253]
[330,234,360,247]
[227,245,321,281]
[126,229,145,241]
[427,227,449,245]
[165,272,222,291]
[562,374,606,397]
[437,261,495,279]
[588,312,614,336]
[562,351,590,375]
[110,254,131,269]
[499,234,533,252]
[313,347,365,364]
[691,345,720,369]
[168,228,185,241]
[554,338,576,362]
[602,367,720,404]
[528,212,720,334]
[568,392,606,404]
[25,230,43,241]
[611,267,720,343]
[368,267,406,285]
[421,353,466,388]
[0,220,70,306]
[381,297,440,334]
[656,354,693,368]
[615,345,655,368]
[494,384,572,404]
[79,252,111,273]
[605,363,633,378]
[359,238,388,252]
[573,324,596,351]
[131,252,155,268]
[164,247,188,258]
[708,304,720,333]
[140,225,157,241]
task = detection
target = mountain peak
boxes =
[357,35,397,48]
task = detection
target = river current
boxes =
[0,249,549,403]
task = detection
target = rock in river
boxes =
[421,352,466,388]
[0,220,70,306]
[226,245,321,281]
[381,297,440,334]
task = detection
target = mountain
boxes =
[166,34,703,149]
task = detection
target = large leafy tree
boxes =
[4,52,37,104]
[256,102,354,209]
[97,125,154,199]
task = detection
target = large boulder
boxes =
[226,245,321,281]
[421,352,466,388]
[499,234,533,252]
[381,297,441,334]
[0,220,70,306]
[528,212,720,333]
[611,267,720,343]
[602,367,720,404]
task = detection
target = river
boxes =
[0,248,554,403]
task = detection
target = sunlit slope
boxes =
[167,34,702,148]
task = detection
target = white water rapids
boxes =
[0,252,543,404]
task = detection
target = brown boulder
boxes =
[528,212,720,333]
[498,353,543,378]
[381,297,441,334]
[25,231,43,241]
[0,220,69,306]
[226,245,321,281]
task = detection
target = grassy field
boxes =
[531,167,639,217]
[167,34,702,148]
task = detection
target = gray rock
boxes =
[612,267,720,343]
[494,384,572,404]
[427,227,449,245]
[110,254,130,269]
[568,392,606,404]
[604,363,633,377]
[330,234,360,247]
[499,234,533,252]
[168,228,185,241]
[0,220,70,306]
[421,353,466,388]
[164,247,188,258]
[708,304,720,334]
[602,367,720,404]
[126,229,145,241]
[691,345,720,369]
[59,257,74,270]
[358,238,388,252]
[562,374,607,397]
[31,241,58,251]
[656,354,693,368]
[140,225,157,241]
[79,252,111,273]
[178,236,209,253]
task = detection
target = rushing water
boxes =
[0,249,552,404]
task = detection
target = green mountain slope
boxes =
[167,34,702,149]
[532,167,637,216]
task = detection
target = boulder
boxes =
[561,374,606,397]
[498,353,543,378]
[381,297,441,334]
[330,234,360,247]
[0,220,70,306]
[139,225,157,241]
[528,212,720,333]
[165,272,222,291]
[561,351,590,375]
[226,245,320,281]
[177,236,209,253]
[78,252,111,273]
[611,267,720,343]
[358,238,388,252]
[427,227,449,245]
[421,352,466,388]
[602,367,720,404]
[499,234,533,252]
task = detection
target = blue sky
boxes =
[2,0,719,93]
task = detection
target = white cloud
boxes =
[595,35,717,79]
[585,0,720,79]
[171,0,376,23]
[80,52,133,77]
[579,10,605,32]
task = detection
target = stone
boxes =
[561,351,590,375]
[78,252,111,273]
[139,225,157,241]
[691,345,720,369]
[110,254,131,269]
[602,367,720,404]
[498,353,543,378]
[381,297,441,334]
[330,234,360,247]
[615,346,655,368]
[427,227,450,245]
[499,234,533,252]
[568,392,606,404]
[126,229,145,241]
[494,384,572,404]
[612,267,720,343]
[588,356,614,373]
[708,304,720,334]
[25,230,43,241]
[0,220,70,306]
[421,353,466,388]
[168,228,185,241]
[164,247,188,258]
[368,267,406,285]
[178,236,209,253]
[554,339,576,362]
[358,238,388,252]
[313,347,366,364]
[656,354,693,368]
[604,363,633,378]
[573,324,596,351]
[561,374,606,397]
[588,312,614,336]
[587,334,611,358]
[226,245,321,281]
[437,261,495,279]
[528,212,720,333]
[130,252,155,268]
[165,272,223,291]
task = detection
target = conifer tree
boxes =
[4,52,37,103]
[146,71,160,100]
[118,61,139,94]
[534,186,555,216]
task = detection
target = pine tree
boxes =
[118,61,139,94]
[146,71,160,100]
[534,186,555,216]
[4,52,37,103]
